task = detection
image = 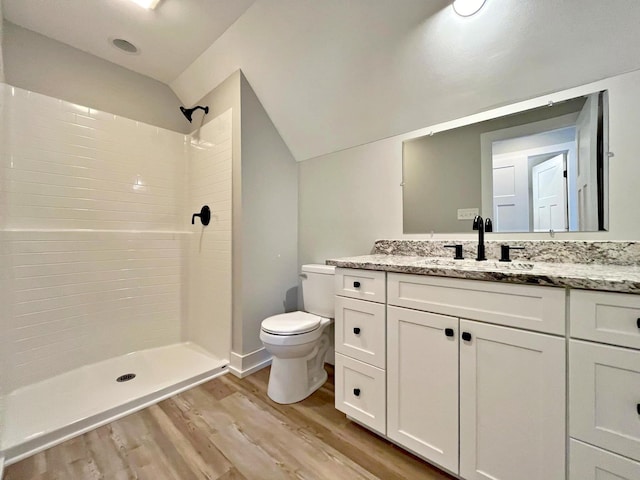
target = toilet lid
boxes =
[261,312,322,335]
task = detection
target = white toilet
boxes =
[260,264,335,404]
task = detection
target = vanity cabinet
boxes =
[334,268,387,435]
[569,290,640,478]
[386,274,566,480]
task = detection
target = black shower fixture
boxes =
[180,105,209,123]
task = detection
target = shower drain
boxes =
[116,373,136,383]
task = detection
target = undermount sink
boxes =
[417,257,535,271]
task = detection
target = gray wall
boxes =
[238,73,298,355]
[2,21,188,133]
[299,135,402,265]
[403,128,482,234]
[0,4,5,83]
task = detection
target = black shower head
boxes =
[180,105,209,123]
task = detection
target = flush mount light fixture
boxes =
[452,0,486,17]
[128,0,161,9]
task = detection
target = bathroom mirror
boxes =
[402,90,609,233]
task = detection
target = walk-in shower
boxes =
[0,84,232,464]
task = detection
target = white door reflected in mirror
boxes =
[531,153,567,232]
[488,93,601,233]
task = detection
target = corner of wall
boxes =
[238,75,299,355]
[181,71,244,356]
[228,347,271,378]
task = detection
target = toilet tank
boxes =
[301,264,336,318]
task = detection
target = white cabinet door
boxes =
[459,320,566,480]
[570,439,640,480]
[387,306,459,475]
[570,340,640,462]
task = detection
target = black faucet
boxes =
[472,215,493,261]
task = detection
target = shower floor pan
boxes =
[2,342,228,465]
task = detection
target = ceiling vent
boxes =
[110,38,139,54]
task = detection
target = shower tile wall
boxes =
[185,110,232,359]
[0,84,189,392]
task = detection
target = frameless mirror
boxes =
[402,90,609,233]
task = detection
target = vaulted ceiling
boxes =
[2,0,256,83]
[4,0,640,162]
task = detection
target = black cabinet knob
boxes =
[462,332,472,342]
[353,281,361,288]
[353,327,361,335]
[445,328,454,337]
[637,403,640,415]
[353,388,361,397]
[637,318,640,329]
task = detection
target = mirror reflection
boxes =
[402,91,609,234]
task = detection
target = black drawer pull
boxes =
[353,388,361,397]
[445,328,454,337]
[461,332,472,342]
[637,318,640,329]
[353,281,361,288]
[637,403,640,415]
[353,327,361,335]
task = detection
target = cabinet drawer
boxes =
[335,353,386,435]
[335,297,386,369]
[388,273,566,335]
[570,439,640,480]
[335,268,386,303]
[571,289,640,350]
[570,340,640,462]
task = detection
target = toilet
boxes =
[260,264,335,404]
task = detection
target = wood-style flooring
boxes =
[5,365,455,480]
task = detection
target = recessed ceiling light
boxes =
[110,38,139,54]
[453,0,486,17]
[128,0,161,9]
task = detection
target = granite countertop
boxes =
[326,254,640,294]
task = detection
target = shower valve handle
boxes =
[192,205,211,226]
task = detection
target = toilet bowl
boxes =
[260,264,335,404]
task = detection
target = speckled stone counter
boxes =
[372,240,640,266]
[326,240,640,294]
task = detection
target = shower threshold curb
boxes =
[3,365,228,466]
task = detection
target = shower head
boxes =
[180,105,209,123]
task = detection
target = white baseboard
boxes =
[0,455,5,479]
[229,347,272,378]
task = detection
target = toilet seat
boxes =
[261,311,322,335]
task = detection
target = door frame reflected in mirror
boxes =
[402,89,609,234]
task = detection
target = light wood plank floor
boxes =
[5,366,455,480]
